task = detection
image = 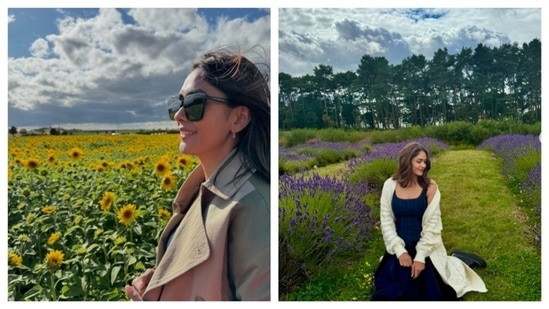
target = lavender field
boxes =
[279,133,541,300]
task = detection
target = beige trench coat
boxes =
[142,150,270,301]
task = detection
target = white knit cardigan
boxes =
[380,178,488,298]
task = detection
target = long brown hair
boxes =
[192,47,270,182]
[392,142,431,189]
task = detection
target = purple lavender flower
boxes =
[279,172,376,281]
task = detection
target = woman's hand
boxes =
[411,261,425,279]
[125,268,155,301]
[398,252,413,267]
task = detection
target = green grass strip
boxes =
[430,150,541,301]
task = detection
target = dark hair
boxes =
[392,142,431,189]
[192,47,270,182]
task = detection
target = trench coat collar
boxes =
[171,148,253,214]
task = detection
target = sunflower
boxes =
[8,168,12,180]
[158,208,172,220]
[45,250,64,269]
[73,245,87,256]
[68,147,84,160]
[117,204,137,226]
[114,236,126,246]
[41,206,56,215]
[100,192,115,211]
[73,215,83,225]
[25,214,36,224]
[18,234,30,243]
[119,160,135,170]
[154,159,170,177]
[94,228,104,238]
[161,173,176,191]
[47,153,57,164]
[135,261,146,271]
[47,232,61,245]
[25,158,40,170]
[22,189,31,197]
[135,157,147,166]
[8,250,23,267]
[177,154,193,170]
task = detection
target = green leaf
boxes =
[110,265,121,285]
[133,224,142,235]
[126,255,137,266]
[23,285,44,301]
[81,275,88,292]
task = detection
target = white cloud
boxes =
[8,8,270,129]
[29,38,50,58]
[279,8,540,76]
[8,14,15,23]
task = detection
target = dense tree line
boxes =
[279,39,541,130]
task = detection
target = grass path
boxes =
[428,149,541,300]
[299,149,541,301]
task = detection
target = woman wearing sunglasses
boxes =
[125,48,270,301]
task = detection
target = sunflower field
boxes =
[7,133,198,301]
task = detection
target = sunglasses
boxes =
[167,92,231,121]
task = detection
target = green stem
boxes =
[50,272,57,301]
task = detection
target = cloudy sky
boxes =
[279,8,541,77]
[7,7,270,131]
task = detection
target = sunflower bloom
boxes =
[117,204,137,226]
[135,261,146,271]
[94,228,104,238]
[125,161,135,170]
[99,160,109,169]
[47,153,57,164]
[100,192,115,211]
[47,232,61,245]
[135,157,146,166]
[18,234,30,243]
[25,158,40,170]
[177,154,193,170]
[45,250,64,269]
[8,250,23,267]
[119,160,134,170]
[154,160,170,177]
[73,215,83,225]
[114,236,126,246]
[26,214,36,224]
[41,206,56,215]
[161,173,176,191]
[158,208,171,220]
[68,147,84,160]
[74,245,87,255]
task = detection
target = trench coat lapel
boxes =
[145,164,209,290]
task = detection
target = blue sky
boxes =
[7,8,270,131]
[279,8,541,76]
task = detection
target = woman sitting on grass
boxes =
[371,142,487,301]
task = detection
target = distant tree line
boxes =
[8,126,183,137]
[279,39,541,130]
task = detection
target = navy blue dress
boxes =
[371,187,458,301]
